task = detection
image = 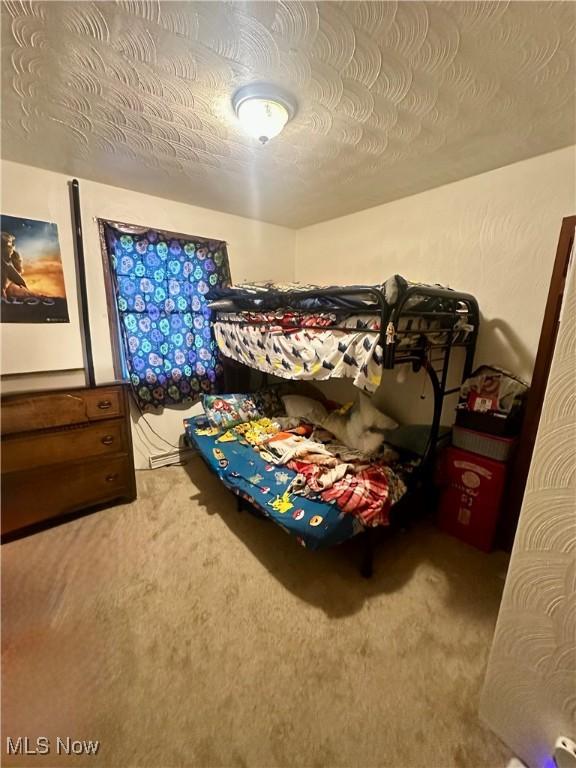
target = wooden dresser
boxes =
[1,384,136,538]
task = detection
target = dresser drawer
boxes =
[2,386,124,435]
[1,454,134,535]
[81,387,124,421]
[1,419,129,473]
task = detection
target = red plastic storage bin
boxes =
[437,446,507,552]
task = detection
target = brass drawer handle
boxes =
[105,473,118,483]
[101,435,114,446]
[97,400,112,410]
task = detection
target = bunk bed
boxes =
[184,275,480,576]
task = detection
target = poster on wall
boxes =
[1,214,70,323]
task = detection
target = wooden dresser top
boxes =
[1,384,129,436]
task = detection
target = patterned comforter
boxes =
[214,322,385,392]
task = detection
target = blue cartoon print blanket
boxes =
[184,415,362,550]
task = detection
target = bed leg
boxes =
[360,529,374,579]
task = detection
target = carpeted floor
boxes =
[2,459,512,768]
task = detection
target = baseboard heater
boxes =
[148,447,196,469]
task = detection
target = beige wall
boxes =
[2,149,574,464]
[295,146,575,425]
[1,160,295,468]
[480,239,576,767]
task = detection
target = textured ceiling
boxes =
[1,1,575,228]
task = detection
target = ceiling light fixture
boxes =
[232,83,297,145]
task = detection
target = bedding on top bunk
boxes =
[184,404,416,549]
[209,275,473,393]
[214,321,385,392]
[207,279,392,311]
[208,274,470,316]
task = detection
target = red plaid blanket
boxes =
[289,461,401,527]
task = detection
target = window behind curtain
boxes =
[101,222,231,409]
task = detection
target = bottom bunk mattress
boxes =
[185,415,361,549]
[184,414,413,550]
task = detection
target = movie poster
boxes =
[1,215,70,323]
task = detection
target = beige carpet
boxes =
[2,459,512,768]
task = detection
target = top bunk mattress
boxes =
[208,275,476,317]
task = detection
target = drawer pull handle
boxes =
[101,435,114,446]
[105,473,118,483]
[98,400,112,410]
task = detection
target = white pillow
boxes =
[322,393,398,454]
[281,395,328,425]
[358,392,398,431]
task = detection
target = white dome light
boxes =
[232,83,297,144]
[236,99,289,143]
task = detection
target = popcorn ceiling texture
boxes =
[1,1,574,227]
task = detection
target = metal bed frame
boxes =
[212,282,480,577]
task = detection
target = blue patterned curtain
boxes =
[102,222,231,409]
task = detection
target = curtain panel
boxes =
[100,221,231,409]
